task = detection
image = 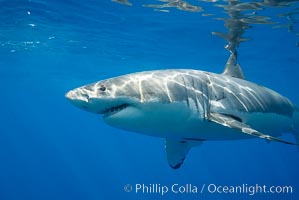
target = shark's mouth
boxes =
[102,103,130,117]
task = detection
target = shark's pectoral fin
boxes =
[209,112,297,145]
[165,139,202,169]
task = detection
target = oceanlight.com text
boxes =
[124,183,293,196]
[207,183,293,196]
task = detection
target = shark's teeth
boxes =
[102,104,129,117]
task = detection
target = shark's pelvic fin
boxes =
[222,53,245,80]
[165,139,202,169]
[209,112,297,145]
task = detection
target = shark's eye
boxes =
[99,85,106,92]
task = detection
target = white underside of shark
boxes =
[103,101,293,140]
[66,54,299,169]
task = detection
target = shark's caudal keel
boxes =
[66,60,299,169]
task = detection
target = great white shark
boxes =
[66,54,299,169]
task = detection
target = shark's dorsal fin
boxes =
[222,53,245,79]
[208,112,297,145]
[165,139,202,169]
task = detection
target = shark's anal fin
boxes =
[209,112,297,145]
[222,53,245,80]
[165,139,202,169]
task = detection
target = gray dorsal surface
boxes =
[99,69,294,117]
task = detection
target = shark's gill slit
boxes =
[182,76,190,109]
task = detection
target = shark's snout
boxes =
[66,84,139,116]
[65,89,90,110]
[65,89,88,101]
[65,90,74,100]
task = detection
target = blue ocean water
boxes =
[0,0,299,199]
